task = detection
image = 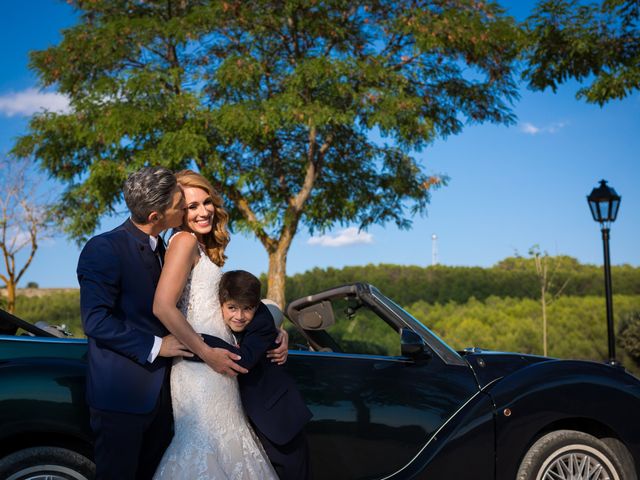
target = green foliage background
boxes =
[7,257,640,373]
[15,291,83,337]
[407,295,640,364]
[283,257,640,305]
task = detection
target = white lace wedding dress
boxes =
[153,237,277,480]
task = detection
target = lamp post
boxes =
[587,180,621,365]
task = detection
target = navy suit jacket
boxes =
[77,219,170,414]
[197,303,312,446]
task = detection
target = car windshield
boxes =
[370,286,465,365]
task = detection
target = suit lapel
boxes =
[122,219,162,284]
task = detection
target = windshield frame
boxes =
[369,286,466,366]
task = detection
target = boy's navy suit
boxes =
[195,303,312,479]
[77,219,172,480]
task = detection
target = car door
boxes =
[284,291,482,479]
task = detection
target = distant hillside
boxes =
[282,257,640,306]
[4,255,639,307]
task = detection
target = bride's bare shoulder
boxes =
[168,230,196,245]
[166,231,198,257]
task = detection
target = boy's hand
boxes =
[201,346,248,376]
[158,334,194,358]
[267,328,289,365]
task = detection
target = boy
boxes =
[196,270,312,480]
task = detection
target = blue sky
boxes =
[1,1,638,288]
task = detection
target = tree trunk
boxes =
[266,246,288,309]
[267,245,289,311]
[6,279,16,314]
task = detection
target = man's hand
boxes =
[158,334,194,358]
[267,328,289,365]
[201,346,248,377]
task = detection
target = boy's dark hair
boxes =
[219,270,261,307]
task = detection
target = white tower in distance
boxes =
[431,234,439,266]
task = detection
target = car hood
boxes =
[461,349,553,390]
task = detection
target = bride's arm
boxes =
[153,232,248,376]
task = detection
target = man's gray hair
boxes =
[123,166,177,224]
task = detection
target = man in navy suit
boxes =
[77,167,245,480]
[192,270,312,480]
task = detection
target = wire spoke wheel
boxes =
[0,447,94,480]
[539,445,616,480]
[517,430,636,480]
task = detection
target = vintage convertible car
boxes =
[1,283,639,480]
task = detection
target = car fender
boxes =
[483,359,640,480]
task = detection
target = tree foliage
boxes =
[408,294,640,374]
[14,0,523,305]
[283,257,640,306]
[523,0,640,105]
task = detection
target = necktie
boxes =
[155,237,166,268]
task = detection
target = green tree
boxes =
[523,0,640,105]
[14,0,522,306]
[527,246,570,356]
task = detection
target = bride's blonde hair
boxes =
[175,169,230,267]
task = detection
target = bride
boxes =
[152,170,281,479]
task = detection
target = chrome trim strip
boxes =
[379,389,484,479]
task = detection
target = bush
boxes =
[15,291,83,337]
[619,312,640,365]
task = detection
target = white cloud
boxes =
[519,121,567,135]
[546,122,567,133]
[308,227,373,248]
[0,88,70,117]
[520,122,540,134]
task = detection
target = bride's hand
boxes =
[267,328,289,365]
[201,347,248,376]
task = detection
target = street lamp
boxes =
[587,180,621,365]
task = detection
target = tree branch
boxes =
[15,245,36,285]
[280,129,333,248]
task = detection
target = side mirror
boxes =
[401,328,430,359]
